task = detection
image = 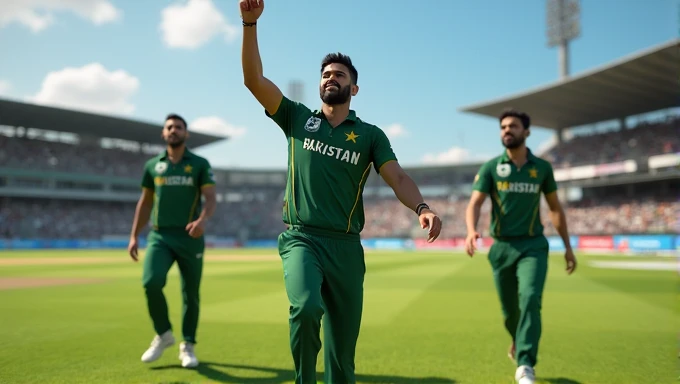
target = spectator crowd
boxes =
[1,117,677,178]
[0,117,677,241]
[0,193,676,240]
[0,135,149,178]
[543,115,679,168]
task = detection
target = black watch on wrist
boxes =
[415,203,430,215]
[242,21,257,27]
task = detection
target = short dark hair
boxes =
[165,113,187,129]
[499,109,531,129]
[321,52,358,84]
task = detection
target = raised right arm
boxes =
[241,23,283,116]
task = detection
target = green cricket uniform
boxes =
[140,149,215,345]
[266,96,397,384]
[472,148,558,369]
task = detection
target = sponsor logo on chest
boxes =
[155,175,195,186]
[496,181,540,194]
[302,137,361,166]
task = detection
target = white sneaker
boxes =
[515,365,536,384]
[141,330,175,363]
[179,342,199,368]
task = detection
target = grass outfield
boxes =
[0,248,676,384]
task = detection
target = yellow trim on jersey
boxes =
[491,191,504,215]
[491,191,502,236]
[188,191,200,224]
[200,183,215,188]
[346,163,373,233]
[153,192,159,227]
[287,137,297,222]
[528,195,541,236]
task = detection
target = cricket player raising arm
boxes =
[239,1,443,383]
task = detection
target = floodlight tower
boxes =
[288,80,304,104]
[546,0,581,79]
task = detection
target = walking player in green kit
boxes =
[128,113,216,368]
[465,109,577,384]
[239,1,442,383]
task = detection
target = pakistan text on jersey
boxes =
[496,181,541,194]
[302,138,361,165]
[154,176,195,186]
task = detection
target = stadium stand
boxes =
[0,39,678,254]
[0,197,135,239]
[360,180,679,240]
[0,134,150,178]
[543,115,679,168]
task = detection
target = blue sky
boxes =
[0,0,677,170]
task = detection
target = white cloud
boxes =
[384,123,408,139]
[0,0,121,33]
[29,63,139,115]
[0,80,11,96]
[190,116,246,138]
[160,0,238,49]
[422,146,491,165]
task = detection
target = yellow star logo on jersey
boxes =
[528,168,538,178]
[184,165,193,173]
[345,131,359,143]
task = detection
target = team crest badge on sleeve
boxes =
[155,162,167,174]
[496,163,511,178]
[304,117,321,132]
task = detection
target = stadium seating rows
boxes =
[1,116,677,240]
[1,117,677,177]
[1,195,676,240]
[0,135,148,178]
[361,195,678,239]
[543,115,679,168]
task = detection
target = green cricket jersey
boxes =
[266,96,398,238]
[472,148,558,238]
[141,149,215,230]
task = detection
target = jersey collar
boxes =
[160,148,193,160]
[499,147,536,164]
[312,109,359,124]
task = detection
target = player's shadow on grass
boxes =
[541,379,582,384]
[151,361,456,384]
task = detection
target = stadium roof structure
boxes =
[458,38,680,130]
[0,98,225,147]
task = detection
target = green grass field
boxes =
[0,248,677,384]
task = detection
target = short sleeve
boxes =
[472,162,493,194]
[542,164,558,194]
[370,127,398,173]
[141,164,154,189]
[199,160,216,188]
[265,96,304,137]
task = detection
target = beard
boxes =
[165,135,185,148]
[320,83,351,105]
[502,134,525,149]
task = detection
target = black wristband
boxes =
[242,21,257,27]
[415,203,430,215]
